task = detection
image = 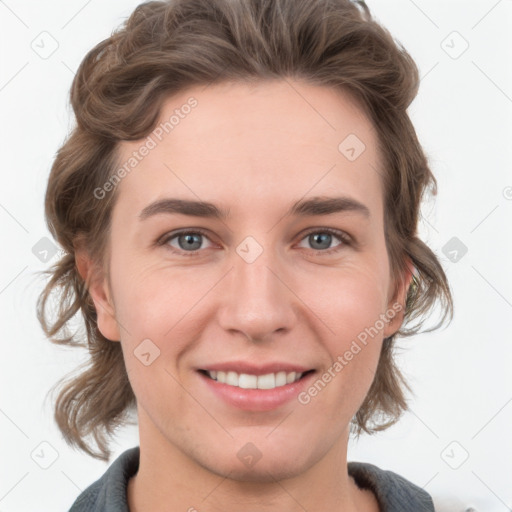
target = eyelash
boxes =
[157,227,352,258]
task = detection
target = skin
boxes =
[77,79,413,512]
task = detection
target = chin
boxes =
[203,456,307,483]
[187,436,319,484]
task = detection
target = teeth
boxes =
[286,371,297,384]
[257,373,275,389]
[275,371,287,387]
[226,371,238,386]
[206,370,304,389]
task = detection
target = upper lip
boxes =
[198,361,314,376]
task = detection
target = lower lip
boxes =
[198,371,316,411]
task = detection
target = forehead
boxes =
[114,79,383,220]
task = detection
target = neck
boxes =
[127,407,379,512]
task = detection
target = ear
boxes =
[75,249,121,342]
[383,258,415,339]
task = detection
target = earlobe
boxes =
[75,249,121,342]
[383,258,415,339]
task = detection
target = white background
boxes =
[0,1,511,511]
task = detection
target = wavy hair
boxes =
[37,0,453,461]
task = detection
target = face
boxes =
[84,79,410,481]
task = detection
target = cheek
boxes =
[109,261,217,373]
[110,238,390,357]
[296,278,385,424]
[110,263,197,412]
[303,264,388,400]
[110,256,192,332]
[310,263,390,340]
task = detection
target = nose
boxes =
[216,240,298,342]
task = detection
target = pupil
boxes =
[312,233,330,250]
[180,234,201,250]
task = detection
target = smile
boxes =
[202,370,305,389]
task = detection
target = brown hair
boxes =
[37,0,453,461]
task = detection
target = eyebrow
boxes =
[138,195,371,221]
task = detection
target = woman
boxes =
[38,0,453,510]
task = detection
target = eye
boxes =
[157,227,352,257]
[296,228,351,254]
[159,229,214,257]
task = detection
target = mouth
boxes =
[198,369,315,390]
[196,366,317,411]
